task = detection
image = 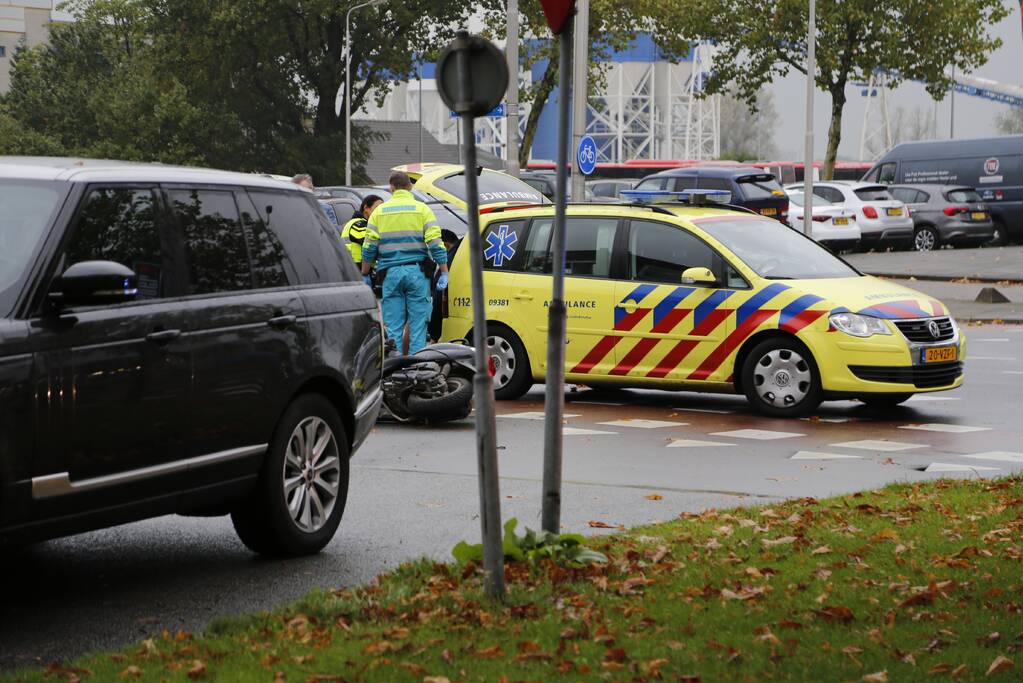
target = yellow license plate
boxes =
[971,211,987,220]
[922,346,958,363]
[886,207,903,216]
[834,217,849,225]
[761,207,778,216]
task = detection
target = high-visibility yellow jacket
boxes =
[340,217,369,264]
[362,189,447,269]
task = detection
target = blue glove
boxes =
[436,272,449,291]
[363,274,373,287]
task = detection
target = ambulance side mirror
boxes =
[681,267,717,286]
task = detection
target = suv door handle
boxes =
[267,315,297,330]
[617,300,639,314]
[146,329,182,344]
[513,292,533,301]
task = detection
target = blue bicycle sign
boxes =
[577,135,598,176]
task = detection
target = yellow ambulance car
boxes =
[439,191,965,417]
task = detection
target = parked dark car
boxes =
[0,158,383,556]
[888,184,995,251]
[320,185,468,243]
[319,196,361,231]
[635,165,790,223]
[863,135,1023,245]
[587,179,636,199]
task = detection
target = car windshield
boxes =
[694,218,860,280]
[947,188,982,203]
[0,180,66,316]
[854,186,892,201]
[433,170,549,206]
[787,191,831,208]
[736,175,785,200]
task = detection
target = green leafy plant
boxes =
[452,518,608,567]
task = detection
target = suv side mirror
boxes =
[50,261,139,308]
[681,267,717,286]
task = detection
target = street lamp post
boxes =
[345,0,384,186]
[802,0,815,236]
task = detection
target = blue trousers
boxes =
[381,264,433,354]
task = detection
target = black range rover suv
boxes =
[0,158,383,556]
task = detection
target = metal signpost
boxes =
[539,0,576,534]
[435,32,509,600]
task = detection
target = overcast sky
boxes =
[771,1,1023,160]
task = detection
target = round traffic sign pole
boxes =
[435,31,508,601]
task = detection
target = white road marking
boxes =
[499,411,580,420]
[667,439,736,448]
[563,427,618,436]
[800,416,854,423]
[905,395,961,402]
[962,451,1023,464]
[969,356,1017,361]
[923,463,999,473]
[899,423,991,434]
[973,338,1011,342]
[830,439,926,452]
[599,419,688,429]
[672,407,733,414]
[711,429,805,440]
[790,451,863,460]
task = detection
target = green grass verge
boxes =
[9,477,1023,682]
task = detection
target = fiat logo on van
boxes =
[984,157,1000,175]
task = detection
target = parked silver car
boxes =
[787,181,913,251]
[888,184,995,251]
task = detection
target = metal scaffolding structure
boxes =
[858,73,893,162]
[359,37,722,164]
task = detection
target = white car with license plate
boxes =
[787,181,913,251]
[785,190,860,252]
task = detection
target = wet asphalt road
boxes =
[2,324,1022,669]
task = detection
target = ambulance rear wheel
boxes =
[486,324,532,400]
[741,337,822,418]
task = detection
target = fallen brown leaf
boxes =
[644,494,664,501]
[186,660,206,679]
[588,520,615,529]
[862,672,888,683]
[986,655,1014,676]
[118,666,143,679]
[811,545,832,555]
[762,536,798,547]
[814,606,855,624]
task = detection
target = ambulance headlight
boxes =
[829,312,891,338]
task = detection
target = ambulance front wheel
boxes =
[741,337,823,418]
[485,324,532,400]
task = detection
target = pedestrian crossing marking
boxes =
[711,429,805,440]
[830,439,925,452]
[599,419,688,429]
[899,423,990,434]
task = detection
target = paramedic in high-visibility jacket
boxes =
[361,171,449,354]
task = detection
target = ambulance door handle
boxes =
[513,291,533,301]
[618,300,639,314]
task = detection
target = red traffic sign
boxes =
[540,0,575,35]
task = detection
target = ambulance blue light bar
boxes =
[620,189,733,205]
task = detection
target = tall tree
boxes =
[995,108,1023,135]
[659,0,1008,178]
[1,0,479,182]
[719,90,779,161]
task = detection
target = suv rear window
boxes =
[433,170,548,206]
[736,175,784,200]
[249,190,360,285]
[947,189,982,203]
[854,186,892,201]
